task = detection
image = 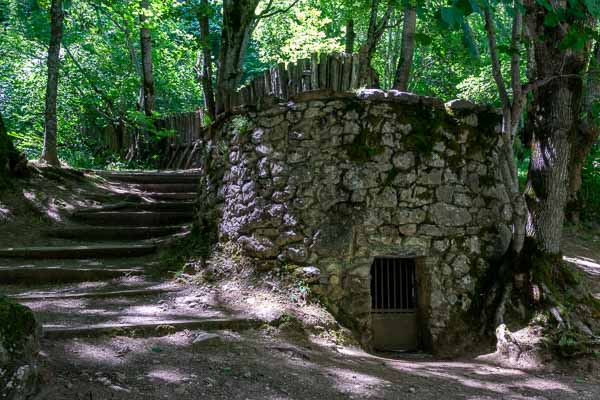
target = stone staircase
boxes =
[0,170,258,340]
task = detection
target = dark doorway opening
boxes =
[370,257,419,351]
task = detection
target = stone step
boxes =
[8,284,259,339]
[131,183,198,193]
[137,192,197,201]
[71,211,193,226]
[0,244,156,259]
[92,170,201,184]
[74,201,195,214]
[44,225,185,241]
[10,287,176,301]
[0,266,143,284]
[0,274,167,297]
[42,318,261,339]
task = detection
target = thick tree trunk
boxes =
[567,43,600,223]
[195,0,216,120]
[139,0,155,117]
[345,19,355,54]
[523,1,591,255]
[41,0,63,167]
[393,4,416,91]
[357,0,393,87]
[215,0,260,115]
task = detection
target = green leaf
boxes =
[440,7,464,30]
[583,0,600,18]
[560,29,587,51]
[543,12,559,27]
[414,33,432,46]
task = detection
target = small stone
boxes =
[408,387,416,393]
[294,266,321,283]
[192,332,222,348]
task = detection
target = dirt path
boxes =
[36,326,600,400]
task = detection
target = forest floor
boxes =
[1,166,600,400]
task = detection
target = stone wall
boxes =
[197,89,513,353]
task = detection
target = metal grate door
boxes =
[370,258,418,351]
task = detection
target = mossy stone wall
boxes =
[196,89,512,354]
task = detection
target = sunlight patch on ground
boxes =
[147,368,187,383]
[564,256,600,276]
[325,367,389,397]
[383,359,575,396]
[62,341,124,366]
[0,202,11,220]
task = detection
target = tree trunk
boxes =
[567,43,600,223]
[215,0,261,115]
[139,0,155,117]
[41,0,63,167]
[0,112,11,173]
[357,0,393,87]
[345,19,355,54]
[195,0,216,120]
[393,3,416,91]
[523,1,591,255]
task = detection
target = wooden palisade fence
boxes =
[229,53,363,111]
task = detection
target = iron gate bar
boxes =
[371,257,417,313]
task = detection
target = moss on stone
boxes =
[344,126,384,163]
[382,167,400,187]
[0,296,37,356]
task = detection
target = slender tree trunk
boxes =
[357,0,393,87]
[139,0,155,117]
[523,1,591,255]
[195,0,216,120]
[41,0,63,167]
[345,19,355,54]
[567,43,600,223]
[393,3,416,91]
[0,112,10,172]
[215,0,261,115]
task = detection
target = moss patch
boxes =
[0,296,37,356]
[344,127,384,163]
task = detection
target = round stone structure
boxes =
[196,89,513,354]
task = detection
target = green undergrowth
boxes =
[579,144,600,223]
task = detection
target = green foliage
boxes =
[0,0,202,167]
[579,144,600,223]
[230,116,250,136]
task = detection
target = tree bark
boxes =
[523,1,591,255]
[139,0,155,117]
[215,0,261,115]
[357,0,393,87]
[345,19,355,54]
[483,2,527,257]
[393,3,416,91]
[41,0,63,167]
[195,0,216,120]
[567,43,600,223]
[0,112,11,173]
